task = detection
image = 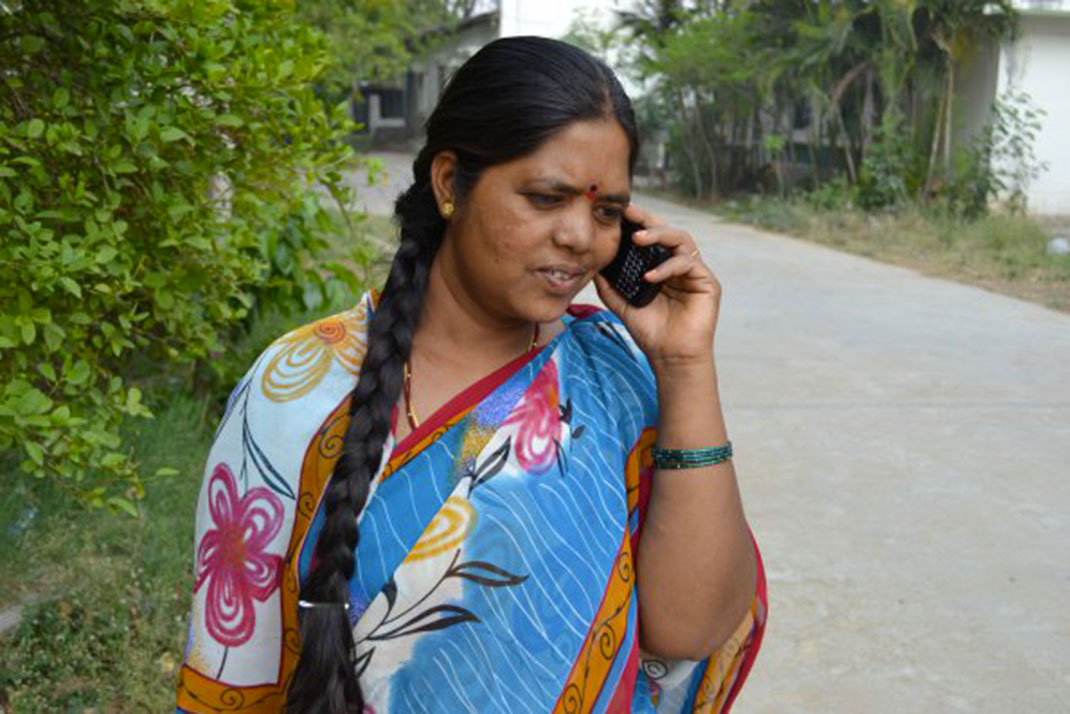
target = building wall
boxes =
[406,1,635,131]
[499,0,624,39]
[997,12,1070,213]
[410,19,500,129]
[954,36,1002,149]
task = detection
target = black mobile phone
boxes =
[600,217,671,307]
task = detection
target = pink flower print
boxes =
[195,463,284,648]
[504,359,561,473]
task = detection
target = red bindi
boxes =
[583,182,600,201]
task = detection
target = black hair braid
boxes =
[283,35,639,713]
[285,180,442,714]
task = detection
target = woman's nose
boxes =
[552,204,596,252]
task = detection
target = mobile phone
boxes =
[599,217,671,307]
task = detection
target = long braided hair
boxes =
[285,36,640,713]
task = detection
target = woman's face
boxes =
[433,118,632,326]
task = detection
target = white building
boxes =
[958,0,1070,214]
[357,0,633,144]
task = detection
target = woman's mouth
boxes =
[535,266,585,293]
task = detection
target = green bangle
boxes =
[652,441,733,470]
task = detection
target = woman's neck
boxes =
[412,252,542,370]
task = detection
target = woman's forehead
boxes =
[505,121,631,189]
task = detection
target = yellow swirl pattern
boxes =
[692,596,763,713]
[403,496,477,563]
[261,301,368,402]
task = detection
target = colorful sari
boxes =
[177,291,767,713]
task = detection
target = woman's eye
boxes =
[527,194,561,207]
[596,206,623,222]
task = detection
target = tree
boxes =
[618,0,1022,206]
[562,8,625,63]
[295,0,481,98]
[0,0,357,510]
[918,0,1018,195]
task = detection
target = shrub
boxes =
[0,0,358,510]
[943,89,1049,218]
[857,116,916,211]
[803,175,856,212]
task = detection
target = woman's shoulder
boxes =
[253,291,374,405]
[203,292,375,505]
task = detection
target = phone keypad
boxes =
[620,250,644,298]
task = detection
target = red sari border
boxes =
[388,341,547,464]
[386,303,606,467]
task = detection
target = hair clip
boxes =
[298,599,350,611]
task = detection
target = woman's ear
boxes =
[429,150,458,214]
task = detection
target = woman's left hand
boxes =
[593,202,720,371]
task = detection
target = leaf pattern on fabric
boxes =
[240,408,295,499]
[367,604,481,641]
[446,559,529,588]
[355,646,376,679]
[595,321,637,360]
[359,549,527,652]
[468,437,511,493]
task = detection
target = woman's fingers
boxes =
[623,200,714,286]
[626,203,698,257]
[643,252,707,284]
[631,224,697,256]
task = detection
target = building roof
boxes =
[417,9,500,41]
[1013,0,1070,15]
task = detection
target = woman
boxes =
[177,36,766,713]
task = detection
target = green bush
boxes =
[803,176,856,212]
[0,0,359,510]
[0,290,378,710]
[943,90,1049,218]
[857,117,917,211]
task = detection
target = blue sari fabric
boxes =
[177,294,766,713]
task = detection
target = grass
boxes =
[0,389,213,711]
[0,218,395,712]
[717,196,1070,313]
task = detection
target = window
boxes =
[378,89,405,119]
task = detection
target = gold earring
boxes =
[441,201,454,219]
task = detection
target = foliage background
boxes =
[0,0,361,511]
[607,0,1047,213]
[0,0,428,708]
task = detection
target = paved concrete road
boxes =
[348,151,415,216]
[356,156,1070,713]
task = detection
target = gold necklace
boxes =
[402,323,540,431]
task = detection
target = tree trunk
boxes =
[861,68,875,154]
[674,89,704,199]
[808,131,819,189]
[942,60,955,177]
[923,61,950,199]
[690,89,718,198]
[836,109,857,184]
[783,107,795,194]
[808,93,821,189]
